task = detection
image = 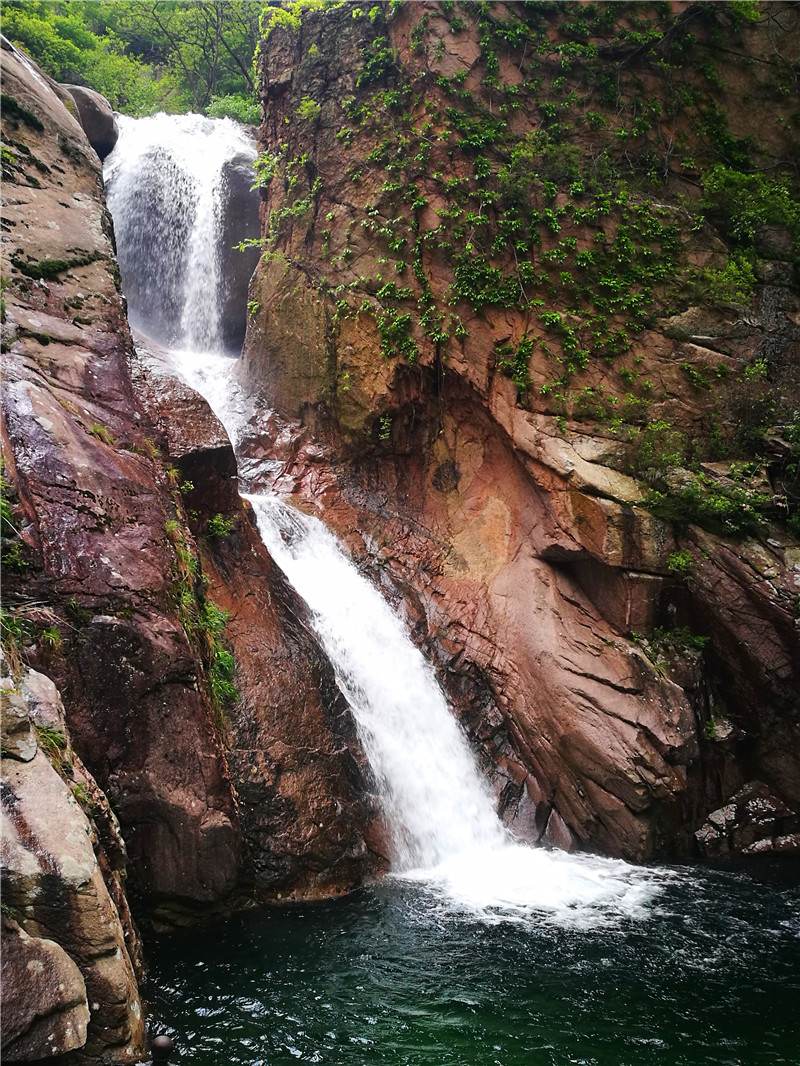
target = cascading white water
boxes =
[247,495,506,870]
[243,491,664,924]
[107,116,667,926]
[105,113,256,350]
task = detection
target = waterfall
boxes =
[246,495,506,870]
[104,113,257,351]
[242,493,664,922]
[106,116,665,924]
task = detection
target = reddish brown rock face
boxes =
[1,43,243,918]
[240,2,800,860]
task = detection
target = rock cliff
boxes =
[1,40,242,929]
[241,0,800,859]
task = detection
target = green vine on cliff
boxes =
[256,0,799,543]
[165,518,238,727]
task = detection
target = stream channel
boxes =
[104,114,800,1066]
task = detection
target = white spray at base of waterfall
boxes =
[107,117,669,927]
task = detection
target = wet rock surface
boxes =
[1,42,243,924]
[219,151,261,350]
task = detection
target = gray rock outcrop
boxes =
[61,84,119,160]
[0,669,145,1062]
[219,149,262,349]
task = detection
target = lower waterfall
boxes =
[247,491,660,922]
[247,495,506,871]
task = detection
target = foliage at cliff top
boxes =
[2,0,270,118]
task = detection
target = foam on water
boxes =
[398,845,666,928]
[169,347,254,449]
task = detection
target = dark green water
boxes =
[146,862,800,1066]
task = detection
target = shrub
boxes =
[207,94,260,125]
[90,423,114,446]
[695,253,757,305]
[632,421,688,480]
[667,549,694,576]
[34,722,69,769]
[645,474,772,536]
[701,165,800,257]
[206,513,236,538]
[495,336,534,396]
[209,646,237,708]
[728,359,777,453]
[40,626,63,652]
[297,95,321,121]
[632,626,709,671]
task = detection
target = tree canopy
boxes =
[2,1,274,120]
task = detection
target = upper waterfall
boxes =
[104,113,259,352]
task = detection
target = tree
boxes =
[1,1,271,117]
[112,1,267,112]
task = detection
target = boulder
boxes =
[1,918,90,1061]
[1,692,146,1061]
[61,84,118,160]
[695,781,798,859]
[0,684,36,761]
